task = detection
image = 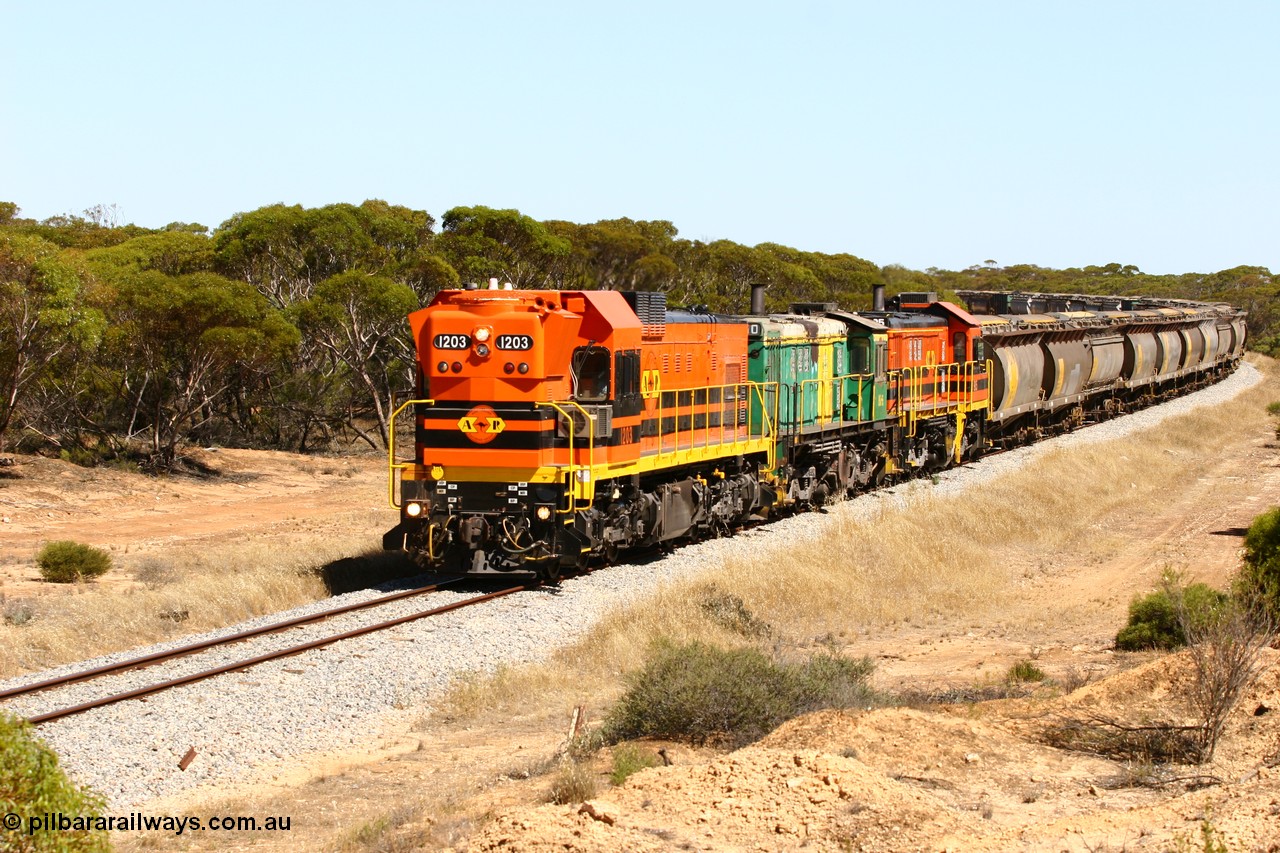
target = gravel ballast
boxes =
[0,363,1262,807]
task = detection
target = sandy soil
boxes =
[0,448,389,599]
[2,383,1275,851]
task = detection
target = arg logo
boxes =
[457,405,506,445]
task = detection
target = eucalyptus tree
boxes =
[213,200,436,309]
[435,206,571,289]
[106,271,299,465]
[295,271,418,449]
[0,233,104,448]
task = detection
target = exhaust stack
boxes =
[872,283,886,312]
[750,283,766,315]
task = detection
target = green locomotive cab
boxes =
[736,305,893,508]
[742,314,848,436]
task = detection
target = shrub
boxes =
[547,761,598,804]
[0,711,108,852]
[37,541,113,583]
[1237,506,1280,621]
[609,743,661,786]
[132,556,178,590]
[602,640,875,748]
[57,447,99,468]
[1007,660,1046,683]
[699,588,772,638]
[792,651,876,709]
[1115,578,1228,651]
[2,597,37,627]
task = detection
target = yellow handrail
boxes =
[648,380,778,471]
[539,400,597,514]
[795,371,874,433]
[387,397,434,508]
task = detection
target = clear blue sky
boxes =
[5,1,1277,274]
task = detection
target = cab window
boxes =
[849,339,870,374]
[572,346,611,402]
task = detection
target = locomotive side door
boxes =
[817,342,833,424]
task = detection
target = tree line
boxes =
[1,199,1274,466]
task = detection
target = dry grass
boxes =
[0,517,403,678]
[432,359,1277,726]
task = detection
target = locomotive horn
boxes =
[750,283,766,314]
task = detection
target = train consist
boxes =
[383,283,1246,578]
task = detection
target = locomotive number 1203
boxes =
[496,334,533,350]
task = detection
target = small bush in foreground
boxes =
[37,541,113,583]
[610,743,662,786]
[2,596,37,627]
[0,712,108,852]
[1114,576,1227,651]
[602,640,874,748]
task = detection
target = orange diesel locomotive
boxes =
[385,287,776,577]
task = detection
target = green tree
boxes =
[108,271,299,464]
[435,205,571,289]
[550,218,680,291]
[0,234,104,448]
[396,251,460,306]
[295,272,418,448]
[1238,506,1280,620]
[213,200,435,309]
[84,229,215,278]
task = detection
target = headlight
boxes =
[474,326,491,342]
[536,505,552,520]
[405,502,424,517]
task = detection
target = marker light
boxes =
[518,362,529,374]
[503,362,515,374]
[437,361,448,373]
[451,362,462,373]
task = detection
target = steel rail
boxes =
[0,577,469,702]
[26,584,529,725]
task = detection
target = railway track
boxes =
[2,580,530,725]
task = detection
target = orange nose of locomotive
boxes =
[411,290,548,402]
